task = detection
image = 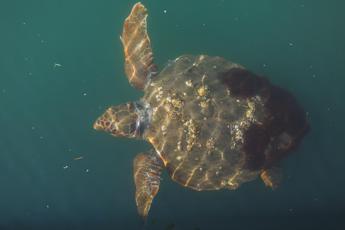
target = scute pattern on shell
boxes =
[142,55,308,191]
[142,55,253,190]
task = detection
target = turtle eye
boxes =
[110,123,117,134]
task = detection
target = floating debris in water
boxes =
[85,169,90,173]
[45,204,50,209]
[163,9,167,14]
[74,156,84,161]
[53,63,62,68]
[63,165,69,170]
[82,92,87,96]
[288,42,294,47]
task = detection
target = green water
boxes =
[1,0,344,229]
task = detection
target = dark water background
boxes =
[1,0,344,229]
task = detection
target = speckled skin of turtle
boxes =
[93,2,309,219]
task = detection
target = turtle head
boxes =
[93,102,146,138]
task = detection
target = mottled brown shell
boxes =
[142,55,308,191]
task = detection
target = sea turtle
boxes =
[93,2,309,218]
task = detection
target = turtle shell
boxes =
[142,55,308,191]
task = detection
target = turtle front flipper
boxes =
[121,2,157,90]
[260,166,282,190]
[133,152,163,219]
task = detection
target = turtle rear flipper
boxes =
[133,152,163,219]
[260,167,282,190]
[121,2,157,90]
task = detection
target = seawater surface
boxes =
[0,0,344,229]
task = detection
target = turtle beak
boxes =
[93,118,104,131]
